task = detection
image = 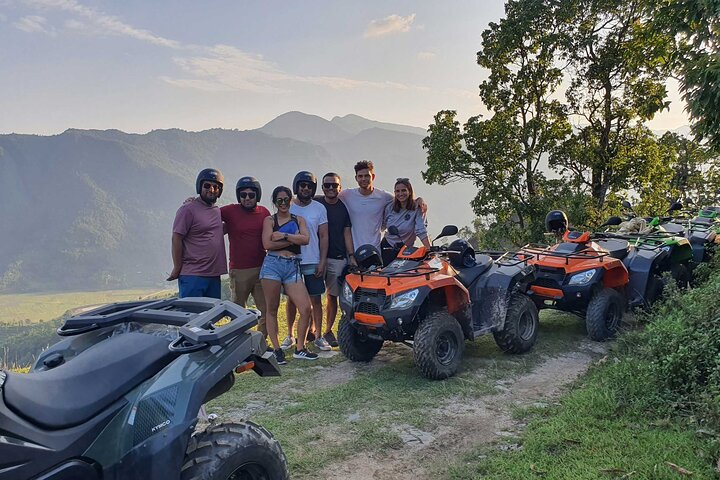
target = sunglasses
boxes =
[396,177,410,183]
[238,192,256,199]
[202,182,221,191]
[275,197,291,206]
[298,182,313,189]
[323,182,339,189]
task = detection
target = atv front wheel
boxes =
[493,294,539,353]
[181,422,289,480]
[413,310,465,380]
[585,288,624,341]
[338,313,383,362]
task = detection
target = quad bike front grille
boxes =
[353,288,387,316]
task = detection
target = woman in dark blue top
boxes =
[260,186,318,363]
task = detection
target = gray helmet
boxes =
[545,210,568,234]
[354,244,382,269]
[293,171,317,196]
[195,168,224,195]
[236,176,262,202]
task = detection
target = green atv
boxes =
[616,201,694,288]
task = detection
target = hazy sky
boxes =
[1,0,689,135]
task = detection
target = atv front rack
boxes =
[520,244,610,264]
[350,264,442,285]
[58,297,259,352]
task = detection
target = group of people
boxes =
[169,160,429,365]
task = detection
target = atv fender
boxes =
[467,262,534,336]
[623,248,668,307]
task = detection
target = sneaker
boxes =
[274,348,287,365]
[280,335,295,351]
[293,348,319,360]
[265,345,273,353]
[323,331,338,348]
[306,330,316,342]
[314,337,332,351]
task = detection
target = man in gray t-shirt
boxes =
[338,161,393,250]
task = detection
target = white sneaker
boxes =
[280,335,295,351]
[314,337,332,351]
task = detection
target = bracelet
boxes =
[347,253,354,257]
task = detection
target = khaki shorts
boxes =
[324,258,348,297]
[229,267,267,337]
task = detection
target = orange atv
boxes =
[519,211,629,341]
[338,225,538,380]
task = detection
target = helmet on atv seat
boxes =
[448,239,476,268]
[236,176,262,202]
[195,168,224,195]
[545,210,568,234]
[293,171,317,196]
[354,244,383,270]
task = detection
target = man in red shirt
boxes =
[221,176,271,337]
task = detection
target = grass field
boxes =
[0,289,176,325]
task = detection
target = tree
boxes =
[423,0,570,243]
[550,0,675,208]
[653,0,720,149]
[661,132,720,207]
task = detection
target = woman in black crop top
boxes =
[260,186,317,362]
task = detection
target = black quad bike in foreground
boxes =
[338,225,538,380]
[0,297,288,480]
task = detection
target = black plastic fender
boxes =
[623,247,667,307]
[467,262,534,335]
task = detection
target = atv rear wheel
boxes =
[585,288,624,341]
[338,312,383,362]
[181,422,289,480]
[493,294,539,353]
[413,310,464,380]
[671,263,691,290]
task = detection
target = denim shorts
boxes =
[178,275,221,299]
[260,253,302,284]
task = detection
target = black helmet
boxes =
[236,176,262,202]
[545,210,568,234]
[293,171,317,196]
[196,168,224,195]
[448,239,476,269]
[354,244,383,270]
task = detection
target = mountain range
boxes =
[0,112,476,293]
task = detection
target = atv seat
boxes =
[456,254,493,287]
[662,223,685,235]
[596,239,629,260]
[3,332,176,430]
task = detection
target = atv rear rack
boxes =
[57,297,259,352]
[477,250,532,266]
[520,244,610,264]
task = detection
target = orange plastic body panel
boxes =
[521,237,629,289]
[529,286,564,299]
[397,245,428,260]
[562,230,591,243]
[344,259,470,314]
[354,312,386,326]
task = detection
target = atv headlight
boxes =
[389,289,419,310]
[342,281,353,303]
[568,269,596,286]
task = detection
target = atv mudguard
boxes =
[466,261,534,336]
[689,230,716,263]
[623,247,668,307]
[670,240,694,265]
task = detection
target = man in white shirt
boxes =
[338,160,394,250]
[281,171,331,351]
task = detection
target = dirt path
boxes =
[318,340,607,480]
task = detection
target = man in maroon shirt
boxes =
[168,168,227,298]
[221,176,271,337]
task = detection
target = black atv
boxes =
[0,297,288,480]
